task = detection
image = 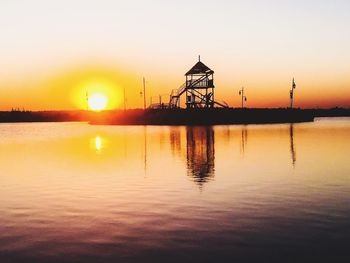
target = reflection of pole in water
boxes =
[224,126,231,143]
[144,126,148,177]
[240,126,248,155]
[186,127,215,189]
[170,127,182,157]
[290,124,296,167]
[123,128,128,158]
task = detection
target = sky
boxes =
[0,0,349,110]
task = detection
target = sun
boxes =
[88,93,108,111]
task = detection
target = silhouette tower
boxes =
[184,56,215,108]
[169,56,227,108]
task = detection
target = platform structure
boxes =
[169,57,227,109]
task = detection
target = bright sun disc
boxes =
[88,94,108,111]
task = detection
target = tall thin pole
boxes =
[143,77,146,111]
[290,78,296,109]
[123,87,126,112]
[239,87,247,109]
[86,91,89,111]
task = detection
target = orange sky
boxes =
[0,0,349,110]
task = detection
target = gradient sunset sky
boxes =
[0,0,349,110]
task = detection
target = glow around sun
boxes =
[88,93,108,111]
[72,78,122,110]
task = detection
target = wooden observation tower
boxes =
[185,56,215,108]
[169,56,227,109]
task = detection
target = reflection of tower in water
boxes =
[186,127,215,188]
[290,124,296,167]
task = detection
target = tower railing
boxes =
[169,83,186,108]
[186,79,214,88]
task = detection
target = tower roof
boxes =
[185,61,214,76]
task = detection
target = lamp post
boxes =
[140,77,147,111]
[239,87,247,108]
[290,78,296,109]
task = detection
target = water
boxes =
[0,118,349,262]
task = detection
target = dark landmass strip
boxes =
[0,110,89,123]
[0,108,349,125]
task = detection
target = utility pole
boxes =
[86,90,89,111]
[239,87,247,109]
[290,78,296,109]
[123,87,126,112]
[143,77,146,111]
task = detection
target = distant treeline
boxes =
[0,107,349,125]
[305,107,350,117]
[0,110,90,123]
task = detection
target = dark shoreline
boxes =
[91,108,317,125]
[1,107,349,125]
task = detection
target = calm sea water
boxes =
[0,118,349,263]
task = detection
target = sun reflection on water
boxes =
[94,136,102,153]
